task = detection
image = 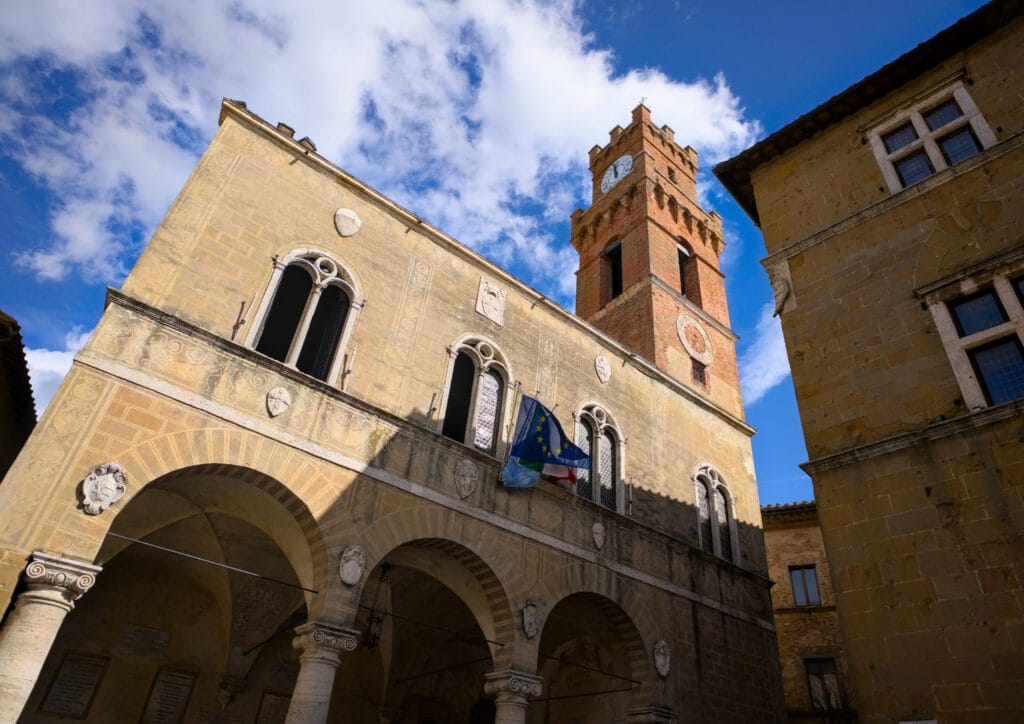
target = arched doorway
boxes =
[529,593,646,724]
[332,539,507,723]
[21,466,322,723]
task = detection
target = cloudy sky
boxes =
[0,0,985,504]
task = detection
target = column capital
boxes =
[483,669,542,701]
[292,621,359,667]
[23,551,102,611]
[627,705,677,723]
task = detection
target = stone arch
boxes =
[60,428,334,615]
[339,505,518,670]
[534,588,654,718]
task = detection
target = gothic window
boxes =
[575,404,622,512]
[604,241,623,303]
[250,251,360,384]
[440,338,510,456]
[693,465,736,560]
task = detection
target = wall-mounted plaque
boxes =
[142,669,196,723]
[40,652,109,717]
[116,624,170,659]
[256,692,292,724]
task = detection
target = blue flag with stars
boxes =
[500,396,590,488]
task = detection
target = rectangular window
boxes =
[805,658,842,711]
[692,359,706,386]
[868,81,996,193]
[948,289,1007,337]
[789,565,820,606]
[968,337,1024,406]
[919,256,1024,411]
[677,245,690,297]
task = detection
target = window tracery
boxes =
[439,337,511,456]
[248,250,361,384]
[693,464,736,561]
[575,403,623,512]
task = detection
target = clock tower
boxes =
[571,104,744,418]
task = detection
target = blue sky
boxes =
[0,0,986,505]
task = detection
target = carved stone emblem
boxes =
[339,545,366,586]
[78,462,127,515]
[475,278,506,326]
[653,640,671,678]
[266,387,293,417]
[594,355,611,384]
[676,313,714,365]
[766,261,795,316]
[454,459,479,500]
[592,522,606,550]
[522,602,539,639]
[334,208,362,237]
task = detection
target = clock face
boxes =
[600,153,633,194]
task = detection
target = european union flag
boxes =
[500,396,590,488]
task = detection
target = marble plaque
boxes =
[142,669,196,723]
[117,624,170,658]
[256,692,292,724]
[40,653,108,717]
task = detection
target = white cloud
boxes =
[0,0,761,306]
[739,303,791,406]
[25,328,91,415]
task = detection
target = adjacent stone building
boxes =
[762,502,853,722]
[0,311,36,480]
[716,2,1024,722]
[0,101,784,722]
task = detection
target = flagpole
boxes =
[501,381,525,468]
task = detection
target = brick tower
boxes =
[571,104,743,417]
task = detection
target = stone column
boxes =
[627,705,677,723]
[483,669,542,724]
[0,551,101,722]
[284,621,359,724]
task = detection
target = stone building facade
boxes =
[0,101,783,722]
[762,502,852,722]
[716,2,1024,722]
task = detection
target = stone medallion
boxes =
[676,313,714,365]
[339,545,366,586]
[592,522,606,550]
[454,459,479,500]
[79,462,128,515]
[334,208,362,237]
[653,640,671,678]
[594,355,611,384]
[266,387,292,418]
[522,602,539,639]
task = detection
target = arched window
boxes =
[694,464,735,561]
[249,252,361,384]
[575,404,623,512]
[440,338,510,456]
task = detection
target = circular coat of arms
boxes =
[676,313,714,365]
[334,208,362,237]
[79,462,128,515]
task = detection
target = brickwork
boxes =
[571,105,739,418]
[716,5,1024,723]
